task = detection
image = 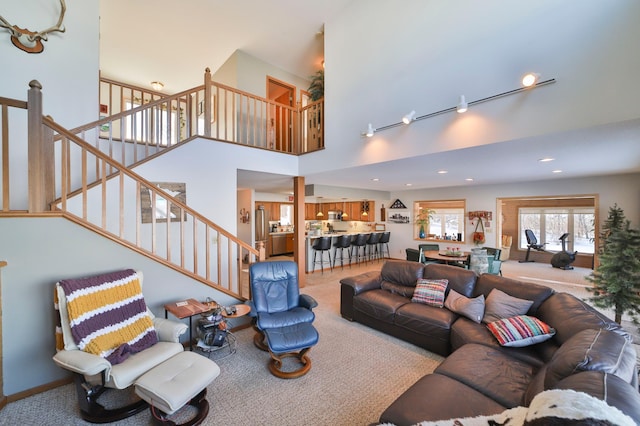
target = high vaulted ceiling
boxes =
[99,0,352,93]
[100,1,640,196]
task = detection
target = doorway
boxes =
[267,77,296,152]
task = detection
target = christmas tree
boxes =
[587,204,640,324]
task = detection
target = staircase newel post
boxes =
[27,80,52,213]
[204,68,212,138]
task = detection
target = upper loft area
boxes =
[96,53,325,160]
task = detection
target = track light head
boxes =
[364,123,375,137]
[522,72,540,87]
[456,95,468,113]
[402,110,416,124]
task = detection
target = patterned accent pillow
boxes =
[411,279,448,307]
[487,315,555,347]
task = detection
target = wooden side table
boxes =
[164,298,210,350]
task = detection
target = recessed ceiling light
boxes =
[465,178,474,182]
[405,183,413,186]
[437,170,448,174]
[371,178,379,181]
[538,157,555,162]
[552,169,563,173]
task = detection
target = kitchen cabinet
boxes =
[305,203,317,220]
[285,234,294,253]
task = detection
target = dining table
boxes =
[421,250,470,266]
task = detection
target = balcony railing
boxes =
[85,69,323,169]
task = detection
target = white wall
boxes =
[301,0,640,175]
[385,173,640,260]
[0,0,100,210]
[215,50,311,100]
[0,216,241,395]
[132,138,299,233]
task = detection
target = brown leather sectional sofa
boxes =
[340,260,640,424]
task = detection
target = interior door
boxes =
[267,77,295,152]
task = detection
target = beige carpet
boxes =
[2,259,441,426]
[3,257,637,425]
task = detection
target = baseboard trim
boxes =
[5,377,72,404]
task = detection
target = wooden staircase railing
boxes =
[66,69,324,173]
[2,81,265,301]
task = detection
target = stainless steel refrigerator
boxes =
[255,205,270,250]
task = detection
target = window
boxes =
[414,200,466,242]
[125,99,184,146]
[519,207,594,254]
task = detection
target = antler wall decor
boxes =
[0,0,66,54]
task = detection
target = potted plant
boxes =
[415,208,435,239]
[307,70,324,101]
[586,204,640,325]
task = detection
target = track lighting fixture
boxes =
[456,95,468,113]
[402,110,416,124]
[361,74,555,137]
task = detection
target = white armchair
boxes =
[52,270,188,423]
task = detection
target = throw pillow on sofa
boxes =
[444,289,485,323]
[482,288,533,323]
[487,315,556,347]
[411,279,448,307]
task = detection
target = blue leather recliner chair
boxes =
[246,261,319,378]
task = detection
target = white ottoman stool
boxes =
[135,351,220,425]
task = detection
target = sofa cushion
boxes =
[380,259,425,290]
[411,278,448,307]
[487,315,555,347]
[379,372,507,424]
[435,343,538,408]
[474,274,554,316]
[395,301,457,338]
[482,289,533,323]
[444,289,485,323]
[544,328,638,389]
[536,292,629,346]
[352,289,408,325]
[424,263,477,297]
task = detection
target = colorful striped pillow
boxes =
[58,269,158,364]
[411,279,448,307]
[487,315,555,347]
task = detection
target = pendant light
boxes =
[341,200,348,219]
[316,201,323,217]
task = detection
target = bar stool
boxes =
[366,232,382,262]
[311,236,333,273]
[378,231,391,259]
[351,233,369,264]
[332,234,352,269]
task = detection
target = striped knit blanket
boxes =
[58,269,158,365]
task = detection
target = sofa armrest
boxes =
[53,349,112,377]
[153,317,188,343]
[340,271,382,320]
[341,271,382,295]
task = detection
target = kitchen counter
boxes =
[270,231,294,235]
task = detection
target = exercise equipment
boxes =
[551,233,577,270]
[519,229,546,263]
